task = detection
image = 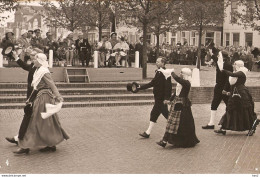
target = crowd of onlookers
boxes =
[1,29,260,70]
[156,43,260,71]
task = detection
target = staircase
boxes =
[0,82,166,109]
[65,68,90,83]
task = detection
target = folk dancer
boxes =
[13,53,69,154]
[156,68,200,148]
[202,43,233,130]
[214,60,257,136]
[138,57,172,138]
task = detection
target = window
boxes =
[163,32,167,44]
[231,0,238,23]
[190,31,196,46]
[147,34,151,44]
[233,33,240,47]
[205,32,214,46]
[181,31,189,45]
[171,32,177,46]
[245,33,253,47]
[88,33,95,44]
[226,33,230,46]
[181,31,186,45]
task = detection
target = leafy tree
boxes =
[40,0,87,32]
[0,0,19,23]
[118,0,178,78]
[179,0,225,69]
[148,1,181,58]
[228,0,260,30]
[83,0,112,41]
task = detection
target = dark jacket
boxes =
[16,59,37,99]
[75,39,91,53]
[139,67,172,101]
[135,43,143,57]
[211,48,233,91]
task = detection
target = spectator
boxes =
[112,37,129,67]
[63,33,75,66]
[31,29,44,50]
[96,35,112,67]
[75,32,92,67]
[135,37,144,67]
[42,32,59,59]
[17,29,31,62]
[109,32,119,49]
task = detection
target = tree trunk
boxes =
[142,21,148,79]
[98,24,102,42]
[156,33,160,58]
[98,12,102,41]
[197,24,202,70]
[111,13,116,32]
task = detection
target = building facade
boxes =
[223,0,260,48]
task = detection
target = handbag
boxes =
[232,87,241,98]
[230,86,242,110]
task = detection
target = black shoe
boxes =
[13,148,29,155]
[156,140,167,148]
[139,132,150,138]
[214,129,226,135]
[39,146,56,152]
[202,125,215,129]
[5,137,18,145]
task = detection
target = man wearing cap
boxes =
[5,49,38,145]
[202,44,233,130]
[31,29,44,50]
[43,32,59,58]
[26,30,33,45]
[75,32,91,66]
[138,57,172,138]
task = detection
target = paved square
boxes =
[0,103,259,174]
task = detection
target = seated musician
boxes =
[111,37,129,67]
[97,35,112,67]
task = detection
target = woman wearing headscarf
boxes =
[215,60,257,136]
[157,68,200,148]
[13,53,69,154]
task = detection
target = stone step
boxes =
[0,94,154,103]
[0,87,155,96]
[0,100,155,109]
[0,82,177,89]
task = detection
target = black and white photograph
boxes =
[0,0,259,176]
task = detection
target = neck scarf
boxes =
[229,67,248,85]
[31,66,50,89]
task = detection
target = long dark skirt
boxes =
[219,87,257,131]
[19,90,69,149]
[163,106,200,148]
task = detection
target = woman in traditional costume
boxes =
[157,68,200,148]
[214,60,257,136]
[13,53,69,154]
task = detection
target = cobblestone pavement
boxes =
[147,64,260,86]
[0,103,259,174]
